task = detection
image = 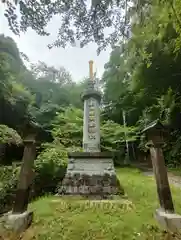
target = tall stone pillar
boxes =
[82,61,101,152]
[59,60,123,198]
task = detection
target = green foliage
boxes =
[0,52,12,100]
[0,35,35,134]
[31,61,72,84]
[32,142,67,197]
[0,34,85,144]
[52,106,137,153]
[3,0,130,52]
[0,166,19,214]
[164,131,181,167]
[0,142,68,214]
[0,34,22,73]
[36,142,67,168]
[18,62,85,131]
[63,80,88,109]
[30,103,64,130]
[10,81,33,105]
[101,0,181,165]
[0,124,22,145]
[101,120,138,150]
[52,107,83,148]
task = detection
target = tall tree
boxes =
[3,0,131,52]
[31,61,72,84]
[101,0,181,165]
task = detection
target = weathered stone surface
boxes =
[150,147,174,212]
[58,156,123,197]
[0,211,33,233]
[59,180,122,196]
[143,121,174,212]
[65,153,116,176]
[68,152,113,158]
[81,89,101,102]
[83,93,100,153]
[13,188,31,214]
[13,138,36,214]
[155,209,181,232]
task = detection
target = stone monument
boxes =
[59,61,123,198]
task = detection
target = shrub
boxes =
[0,142,68,214]
[0,125,22,145]
[31,142,68,198]
[0,166,19,214]
[0,141,83,214]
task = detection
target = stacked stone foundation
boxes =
[58,152,124,198]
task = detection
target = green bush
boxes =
[31,143,67,198]
[0,125,22,145]
[0,142,68,214]
[0,166,19,214]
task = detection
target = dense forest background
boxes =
[1,0,181,213]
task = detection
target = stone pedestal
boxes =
[58,152,123,197]
[0,211,33,233]
[155,209,181,232]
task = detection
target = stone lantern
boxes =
[12,120,43,214]
[142,120,181,232]
[142,120,174,212]
[1,120,44,233]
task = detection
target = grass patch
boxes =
[10,168,181,239]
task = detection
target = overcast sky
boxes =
[0,5,111,82]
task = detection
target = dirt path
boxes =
[143,171,181,188]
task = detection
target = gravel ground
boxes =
[143,171,181,188]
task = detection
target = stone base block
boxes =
[0,211,33,233]
[57,152,124,197]
[58,173,123,196]
[155,209,181,232]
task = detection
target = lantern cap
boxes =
[142,119,166,133]
[23,120,43,133]
[21,119,51,141]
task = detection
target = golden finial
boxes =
[89,60,94,81]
